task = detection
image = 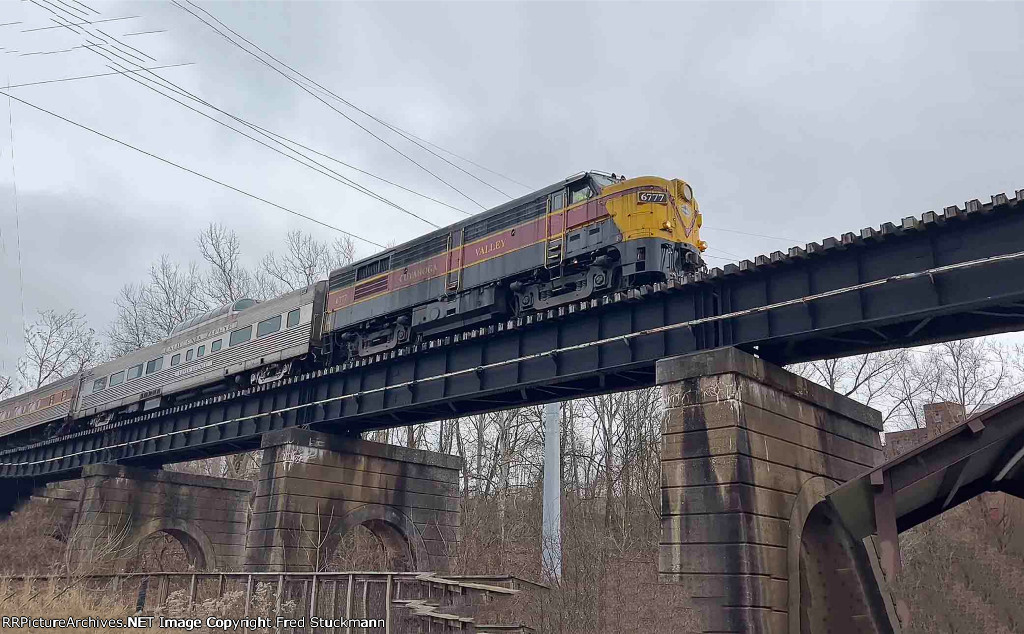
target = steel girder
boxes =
[3,191,1024,483]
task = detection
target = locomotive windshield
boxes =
[590,173,617,191]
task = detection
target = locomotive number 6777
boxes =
[322,171,705,360]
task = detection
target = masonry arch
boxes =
[328,504,430,572]
[788,477,896,634]
[132,517,216,572]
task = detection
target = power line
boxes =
[122,30,166,37]
[20,14,138,32]
[5,63,470,217]
[92,49,441,228]
[182,0,526,199]
[380,123,533,191]
[174,0,491,211]
[76,35,444,226]
[0,89,385,248]
[3,63,194,89]
[700,226,803,244]
[5,80,27,351]
[69,0,99,15]
[25,2,446,230]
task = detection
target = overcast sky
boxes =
[1,1,1023,374]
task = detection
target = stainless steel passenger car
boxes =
[0,282,325,441]
[77,283,324,419]
[0,375,79,439]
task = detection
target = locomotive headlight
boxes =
[682,184,693,201]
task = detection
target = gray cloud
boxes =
[2,0,1023,373]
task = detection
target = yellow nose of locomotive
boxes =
[601,175,705,253]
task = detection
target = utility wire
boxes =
[21,15,137,32]
[80,38,444,226]
[70,0,99,15]
[53,0,88,18]
[92,49,441,228]
[2,63,193,89]
[701,226,804,244]
[174,0,491,211]
[377,123,533,191]
[3,64,470,217]
[28,3,445,230]
[5,80,27,351]
[0,90,385,248]
[182,0,525,199]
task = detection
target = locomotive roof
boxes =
[333,171,598,276]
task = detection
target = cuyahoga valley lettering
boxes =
[474,238,506,257]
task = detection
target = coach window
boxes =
[229,325,252,346]
[197,345,206,358]
[257,315,282,338]
[171,354,181,367]
[186,349,194,363]
[128,364,143,380]
[146,357,163,374]
[211,339,222,353]
[286,309,300,328]
[109,370,125,387]
[92,377,107,392]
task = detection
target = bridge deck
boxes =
[2,190,1024,484]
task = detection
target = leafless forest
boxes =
[1,226,1022,632]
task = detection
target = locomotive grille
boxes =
[329,269,356,291]
[356,256,391,281]
[354,276,389,300]
[392,234,449,269]
[464,197,547,242]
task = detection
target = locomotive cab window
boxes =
[93,377,107,392]
[229,325,252,346]
[286,308,300,328]
[197,345,206,358]
[186,349,194,362]
[145,357,163,374]
[550,191,565,211]
[211,339,222,353]
[257,315,282,338]
[109,370,125,387]
[570,182,593,204]
[170,354,181,367]
[127,364,143,381]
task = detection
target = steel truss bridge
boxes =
[3,189,1024,494]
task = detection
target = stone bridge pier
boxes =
[49,432,461,576]
[244,428,462,573]
[658,348,898,634]
[69,465,253,573]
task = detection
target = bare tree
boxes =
[107,257,209,356]
[930,339,1017,416]
[260,231,356,294]
[0,374,12,398]
[197,222,254,305]
[18,309,99,390]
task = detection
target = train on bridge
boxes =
[0,171,704,445]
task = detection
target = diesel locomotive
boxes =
[0,171,703,445]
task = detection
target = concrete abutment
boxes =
[657,348,895,633]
